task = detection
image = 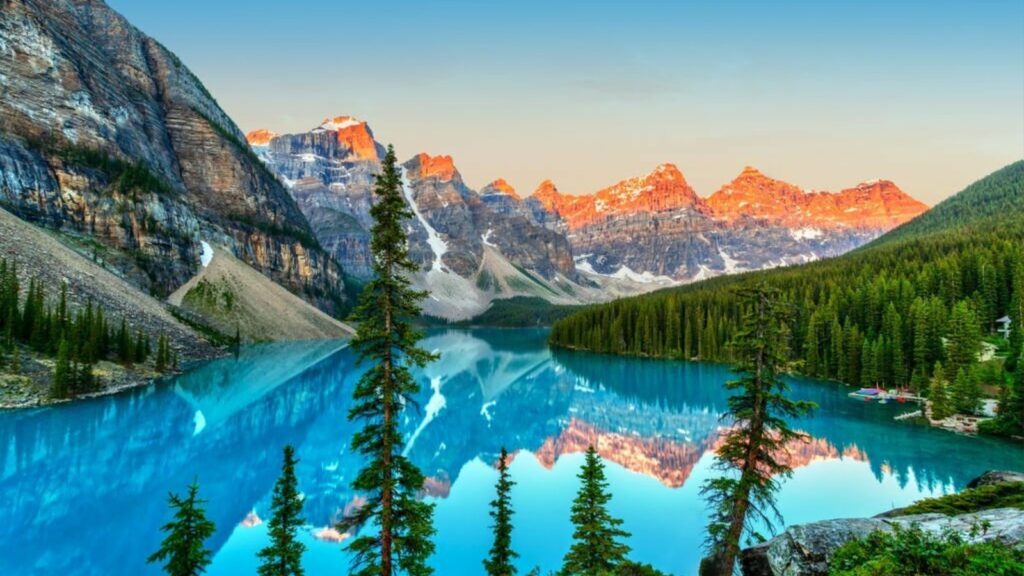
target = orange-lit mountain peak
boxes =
[824,180,928,228]
[492,178,517,195]
[416,153,459,181]
[541,163,702,229]
[483,178,521,200]
[706,166,809,223]
[314,116,379,161]
[245,129,277,147]
[651,162,688,181]
[319,115,363,130]
[534,179,561,198]
[528,178,577,214]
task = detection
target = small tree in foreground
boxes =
[148,481,216,576]
[699,285,816,576]
[560,446,631,575]
[258,445,307,576]
[484,447,518,576]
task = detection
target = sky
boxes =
[107,0,1024,205]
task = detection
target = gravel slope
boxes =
[0,208,216,362]
[168,246,354,342]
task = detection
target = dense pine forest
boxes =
[0,258,176,399]
[550,161,1024,433]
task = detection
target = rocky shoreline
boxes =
[740,471,1024,576]
[0,349,223,410]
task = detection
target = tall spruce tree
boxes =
[946,301,981,377]
[340,144,437,576]
[258,445,306,576]
[484,447,517,576]
[928,362,952,420]
[560,446,631,576]
[997,347,1024,434]
[951,367,981,415]
[699,286,815,576]
[148,481,216,576]
[52,337,71,399]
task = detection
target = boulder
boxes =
[966,470,1024,488]
[740,471,1024,576]
[739,518,882,576]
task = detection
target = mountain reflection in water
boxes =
[1,329,1020,576]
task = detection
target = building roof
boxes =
[997,315,1012,323]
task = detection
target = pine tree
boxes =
[258,445,306,576]
[951,367,981,415]
[156,334,169,373]
[996,347,1024,434]
[699,286,815,576]
[928,362,951,421]
[339,144,437,576]
[52,337,71,399]
[946,301,981,376]
[1007,262,1024,373]
[484,447,517,576]
[118,318,131,365]
[560,446,631,576]
[148,481,216,576]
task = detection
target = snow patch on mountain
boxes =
[482,229,497,247]
[719,247,742,273]
[199,241,213,268]
[321,117,362,131]
[791,227,824,240]
[401,169,449,273]
[575,259,675,284]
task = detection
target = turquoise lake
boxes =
[2,328,1022,575]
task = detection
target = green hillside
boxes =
[872,160,1024,244]
[550,161,1024,433]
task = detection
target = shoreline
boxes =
[0,348,227,411]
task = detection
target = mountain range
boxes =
[247,118,927,318]
[0,0,927,326]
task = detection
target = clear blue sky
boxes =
[108,0,1024,203]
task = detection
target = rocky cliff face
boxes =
[534,164,928,282]
[0,0,345,310]
[248,117,385,278]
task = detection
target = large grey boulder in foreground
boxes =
[966,470,1024,488]
[740,504,1024,576]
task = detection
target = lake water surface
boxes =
[2,328,1021,575]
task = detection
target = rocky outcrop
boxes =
[740,473,1024,576]
[0,0,345,311]
[402,153,577,280]
[247,117,385,278]
[741,508,1024,576]
[967,470,1024,488]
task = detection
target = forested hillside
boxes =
[872,161,1024,243]
[550,162,1024,414]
